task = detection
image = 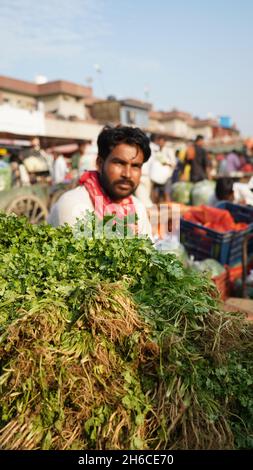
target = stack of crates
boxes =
[216,202,253,263]
[180,202,253,294]
[216,202,253,287]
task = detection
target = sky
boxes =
[1,0,253,135]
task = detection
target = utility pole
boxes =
[94,64,106,97]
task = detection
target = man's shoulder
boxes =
[57,185,91,206]
[48,185,93,227]
[59,185,83,197]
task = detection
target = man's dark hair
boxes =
[215,177,234,200]
[195,135,204,143]
[97,125,151,162]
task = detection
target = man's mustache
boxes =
[114,179,135,187]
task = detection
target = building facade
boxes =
[148,108,240,142]
[0,75,241,149]
[0,76,101,145]
[90,98,151,128]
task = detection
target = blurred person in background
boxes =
[208,177,234,207]
[78,140,97,175]
[52,150,68,184]
[244,139,253,161]
[149,133,159,154]
[10,152,30,187]
[9,154,20,186]
[21,137,50,165]
[238,150,253,173]
[149,133,164,203]
[171,149,182,183]
[71,141,91,174]
[226,149,242,174]
[72,141,87,172]
[149,134,176,203]
[21,137,42,158]
[208,152,218,178]
[177,145,191,181]
[217,152,228,176]
[186,135,210,182]
[20,137,50,184]
[233,176,253,206]
[135,141,153,208]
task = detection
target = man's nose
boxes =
[122,165,131,178]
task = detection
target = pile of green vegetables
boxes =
[0,213,252,450]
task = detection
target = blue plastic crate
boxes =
[180,217,251,266]
[216,202,253,260]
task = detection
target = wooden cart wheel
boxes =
[6,194,48,224]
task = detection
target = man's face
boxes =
[31,138,40,149]
[97,143,144,200]
[158,137,166,149]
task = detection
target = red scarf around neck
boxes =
[79,171,136,220]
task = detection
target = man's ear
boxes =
[96,156,102,173]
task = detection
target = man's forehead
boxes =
[110,143,144,161]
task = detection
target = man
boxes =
[135,133,155,208]
[187,135,209,183]
[149,134,176,202]
[208,177,234,207]
[233,176,253,206]
[226,150,242,174]
[48,126,152,238]
[21,137,50,166]
[71,142,85,171]
[20,137,51,184]
[52,150,68,184]
[71,141,94,175]
[10,152,30,187]
[78,141,97,175]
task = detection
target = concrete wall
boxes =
[0,90,37,111]
[163,119,189,137]
[40,94,86,119]
[148,117,190,138]
[148,117,213,141]
[45,117,102,140]
[148,118,167,133]
[0,103,45,135]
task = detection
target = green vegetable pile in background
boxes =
[0,213,252,450]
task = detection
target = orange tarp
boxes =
[183,205,248,233]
